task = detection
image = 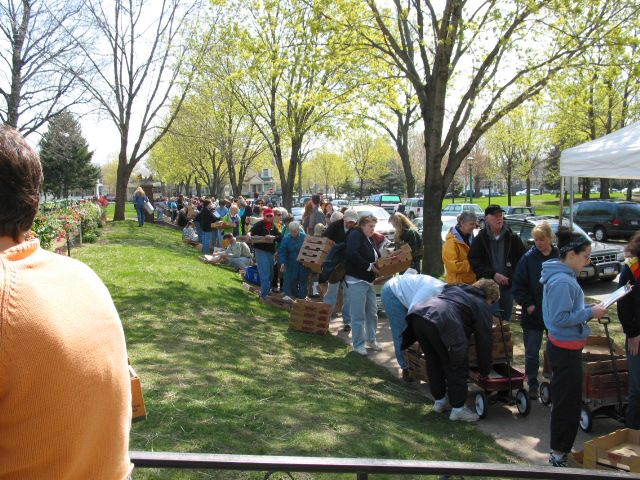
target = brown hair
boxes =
[358,215,377,227]
[472,278,501,304]
[0,126,43,240]
[625,231,640,258]
[389,212,415,244]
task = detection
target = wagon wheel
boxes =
[475,391,489,419]
[580,404,593,433]
[515,389,531,416]
[539,382,552,407]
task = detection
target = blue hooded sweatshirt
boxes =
[540,259,593,343]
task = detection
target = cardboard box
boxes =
[288,300,332,335]
[297,236,334,273]
[376,244,412,277]
[129,365,147,422]
[584,429,640,472]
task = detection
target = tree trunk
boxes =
[421,179,444,276]
[525,177,531,206]
[582,178,591,199]
[396,134,415,198]
[113,165,130,221]
[506,157,512,206]
[627,181,634,201]
[600,178,610,199]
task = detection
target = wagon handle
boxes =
[597,316,611,325]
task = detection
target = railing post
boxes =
[356,473,368,480]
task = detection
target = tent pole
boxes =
[569,177,574,230]
[559,177,565,228]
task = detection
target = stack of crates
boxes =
[288,299,332,335]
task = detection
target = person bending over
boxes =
[404,279,499,422]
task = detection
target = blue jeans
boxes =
[381,283,408,370]
[348,281,378,350]
[212,229,222,248]
[627,339,640,429]
[195,221,203,240]
[523,328,544,390]
[200,231,212,254]
[323,281,351,326]
[491,286,513,321]
[136,206,144,226]
[255,249,274,298]
[283,263,309,299]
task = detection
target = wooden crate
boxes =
[242,281,261,295]
[129,365,147,422]
[468,318,512,366]
[262,293,294,310]
[376,243,412,277]
[297,236,334,273]
[584,428,640,472]
[583,371,629,399]
[583,335,625,361]
[237,235,275,244]
[288,300,332,335]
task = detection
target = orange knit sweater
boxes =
[0,240,132,479]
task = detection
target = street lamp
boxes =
[466,156,473,202]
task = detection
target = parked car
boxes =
[368,193,402,214]
[404,197,424,220]
[565,200,640,241]
[516,188,541,196]
[504,205,536,217]
[506,215,624,282]
[350,205,396,244]
[441,203,485,227]
[292,207,304,222]
[332,199,350,209]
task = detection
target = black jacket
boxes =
[512,246,559,330]
[401,228,422,260]
[404,284,493,376]
[249,220,282,253]
[345,228,379,283]
[195,207,218,232]
[468,226,526,286]
[618,264,640,337]
[323,219,348,244]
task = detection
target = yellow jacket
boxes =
[442,228,477,284]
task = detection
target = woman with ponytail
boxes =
[540,227,608,467]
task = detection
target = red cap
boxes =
[263,207,274,216]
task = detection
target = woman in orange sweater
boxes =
[0,126,132,480]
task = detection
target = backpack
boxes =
[320,231,353,284]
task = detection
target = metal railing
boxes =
[130,452,638,479]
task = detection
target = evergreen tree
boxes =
[39,111,99,198]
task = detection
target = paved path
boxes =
[328,312,622,465]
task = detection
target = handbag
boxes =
[143,200,154,214]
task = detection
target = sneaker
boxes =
[401,368,414,383]
[548,452,568,467]
[282,295,293,302]
[342,325,351,333]
[433,398,451,414]
[449,406,479,422]
[366,341,382,351]
[353,346,367,355]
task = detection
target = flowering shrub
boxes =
[30,200,105,250]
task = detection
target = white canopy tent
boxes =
[559,121,640,228]
[560,121,640,180]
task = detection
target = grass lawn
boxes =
[73,221,515,479]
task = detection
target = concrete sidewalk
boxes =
[328,313,622,465]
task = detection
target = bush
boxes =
[30,200,105,250]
